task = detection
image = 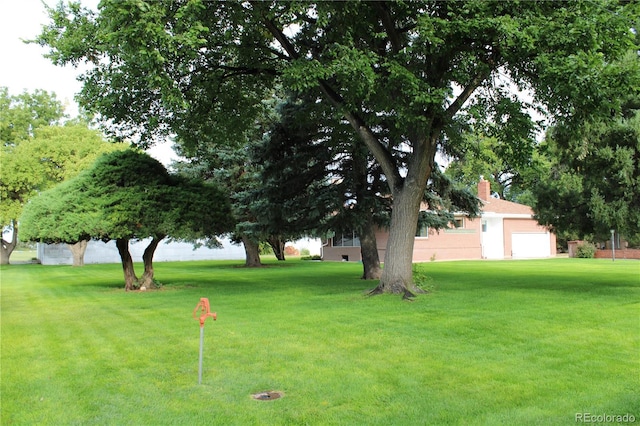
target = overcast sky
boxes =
[0,0,176,163]
[0,0,97,115]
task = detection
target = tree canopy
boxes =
[0,87,65,144]
[37,0,639,295]
[0,87,125,263]
[532,94,640,244]
[21,149,234,289]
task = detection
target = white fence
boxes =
[37,236,322,265]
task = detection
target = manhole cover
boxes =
[251,391,283,400]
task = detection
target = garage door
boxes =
[512,233,551,259]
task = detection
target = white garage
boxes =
[511,233,552,259]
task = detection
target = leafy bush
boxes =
[412,265,435,293]
[576,243,596,258]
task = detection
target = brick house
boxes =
[322,178,556,262]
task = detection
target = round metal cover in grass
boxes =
[252,391,283,400]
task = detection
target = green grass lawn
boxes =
[7,250,37,263]
[1,258,638,425]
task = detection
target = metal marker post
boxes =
[193,298,217,385]
[610,229,615,262]
[198,325,205,385]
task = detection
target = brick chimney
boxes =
[478,177,491,201]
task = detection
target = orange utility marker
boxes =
[193,298,217,385]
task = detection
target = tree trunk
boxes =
[242,235,262,267]
[115,238,138,290]
[0,222,18,265]
[351,139,381,280]
[359,218,382,280]
[139,236,164,289]
[371,133,436,297]
[68,240,88,267]
[370,188,424,298]
[268,235,286,261]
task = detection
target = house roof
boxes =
[477,178,534,216]
[418,178,535,217]
[480,197,534,215]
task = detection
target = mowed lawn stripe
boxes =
[1,258,638,425]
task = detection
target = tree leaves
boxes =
[20,150,234,245]
[532,97,640,241]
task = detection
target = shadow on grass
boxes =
[76,259,369,299]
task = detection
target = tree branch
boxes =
[444,50,500,122]
[265,46,292,61]
[375,2,403,53]
[444,70,490,122]
[218,65,279,78]
[260,14,299,60]
[259,8,403,192]
[317,81,403,192]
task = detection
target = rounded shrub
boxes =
[575,243,596,258]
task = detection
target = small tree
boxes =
[21,150,234,289]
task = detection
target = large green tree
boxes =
[255,96,481,283]
[253,96,388,279]
[20,150,234,289]
[37,1,638,295]
[0,88,123,263]
[531,94,640,243]
[1,88,64,263]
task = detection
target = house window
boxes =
[482,221,487,232]
[445,216,475,234]
[332,231,360,247]
[416,224,429,237]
